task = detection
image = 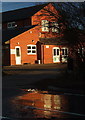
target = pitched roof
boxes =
[2,25,36,43]
[2,3,48,22]
[39,37,68,45]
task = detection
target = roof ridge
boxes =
[2,2,50,22]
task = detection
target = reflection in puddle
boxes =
[11,89,69,119]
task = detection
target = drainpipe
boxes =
[60,47,62,63]
[41,43,44,64]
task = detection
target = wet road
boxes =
[2,88,85,120]
[2,64,85,120]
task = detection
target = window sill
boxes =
[27,53,36,55]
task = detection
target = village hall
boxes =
[2,3,69,66]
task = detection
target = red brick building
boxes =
[2,3,68,66]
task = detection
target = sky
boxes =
[2,2,42,12]
[1,0,84,12]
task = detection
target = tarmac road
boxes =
[3,64,67,88]
[2,64,67,119]
[2,63,85,119]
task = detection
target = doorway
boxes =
[53,47,68,63]
[53,47,60,63]
[15,46,21,65]
[61,48,68,63]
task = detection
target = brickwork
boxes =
[6,3,67,65]
[10,27,39,65]
[32,3,64,38]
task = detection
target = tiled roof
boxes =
[39,37,68,45]
[2,3,48,22]
[2,25,36,43]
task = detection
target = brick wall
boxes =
[9,3,67,65]
[43,45,57,64]
[32,3,63,38]
[10,27,39,65]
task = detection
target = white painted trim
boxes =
[53,47,60,63]
[53,47,60,49]
[46,45,49,48]
[15,46,21,65]
[27,53,36,55]
[15,46,21,56]
[41,20,49,32]
[10,49,15,54]
[61,47,68,63]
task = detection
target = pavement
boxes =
[2,63,85,93]
[3,63,66,88]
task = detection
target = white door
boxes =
[61,47,68,63]
[15,46,21,65]
[53,47,60,63]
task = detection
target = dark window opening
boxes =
[28,50,31,53]
[28,46,31,49]
[57,49,59,55]
[16,48,20,56]
[32,46,36,49]
[65,49,68,55]
[53,49,56,56]
[32,50,36,53]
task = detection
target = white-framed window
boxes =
[41,20,49,32]
[27,45,36,55]
[51,22,59,33]
[61,48,68,56]
[7,22,17,28]
[82,48,85,56]
[78,47,85,56]
[53,48,60,56]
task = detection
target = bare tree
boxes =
[33,2,66,38]
[34,2,85,69]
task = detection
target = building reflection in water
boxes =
[11,89,68,119]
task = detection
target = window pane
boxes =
[52,27,58,33]
[54,57,56,62]
[7,22,16,28]
[65,49,68,55]
[16,48,20,56]
[32,46,36,49]
[32,50,36,53]
[42,20,49,32]
[8,23,11,28]
[28,50,31,53]
[53,49,56,56]
[57,49,59,55]
[42,20,49,26]
[27,45,36,54]
[12,23,15,26]
[28,46,31,49]
[42,27,49,32]
[52,28,55,32]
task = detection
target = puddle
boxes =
[8,89,85,119]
